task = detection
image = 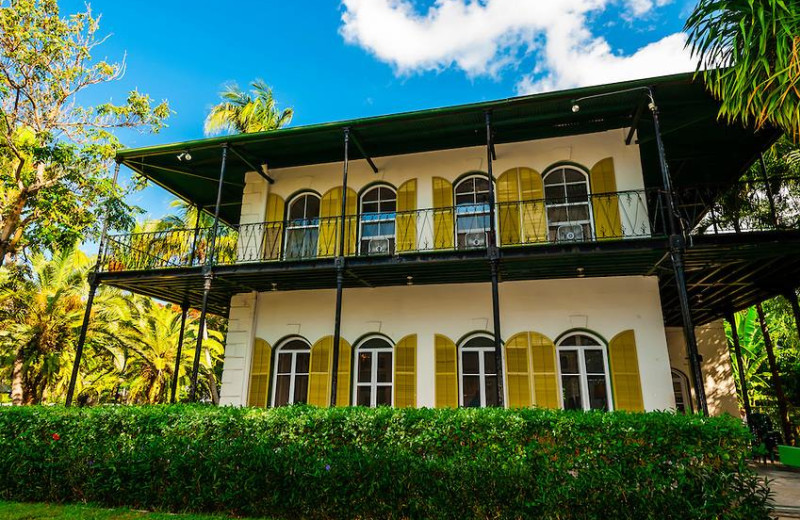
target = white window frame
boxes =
[284,192,321,259]
[555,331,613,412]
[353,336,394,408]
[454,175,494,247]
[542,166,594,242]
[671,368,693,414]
[271,338,311,407]
[359,185,397,253]
[458,333,500,408]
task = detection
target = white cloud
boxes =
[339,0,695,94]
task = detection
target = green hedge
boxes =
[0,405,770,519]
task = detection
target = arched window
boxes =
[671,368,693,414]
[285,192,320,259]
[455,175,492,249]
[272,338,311,406]
[543,167,592,242]
[556,332,612,411]
[360,185,396,255]
[354,336,393,407]
[459,334,498,408]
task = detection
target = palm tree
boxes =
[685,0,800,141]
[726,307,771,406]
[204,79,293,136]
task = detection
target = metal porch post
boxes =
[66,161,121,407]
[485,111,505,407]
[330,128,350,407]
[725,310,752,425]
[648,88,708,415]
[189,145,228,402]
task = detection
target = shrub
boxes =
[0,405,771,519]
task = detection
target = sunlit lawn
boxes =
[0,502,270,520]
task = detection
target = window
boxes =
[455,175,491,249]
[459,335,499,407]
[672,369,692,414]
[360,186,396,255]
[285,193,320,259]
[543,167,592,242]
[354,337,393,407]
[557,332,612,411]
[272,338,311,406]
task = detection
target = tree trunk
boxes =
[756,303,795,446]
[0,193,27,265]
[206,371,219,405]
[10,348,25,405]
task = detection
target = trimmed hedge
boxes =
[0,405,770,519]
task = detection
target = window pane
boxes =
[282,340,310,351]
[462,351,479,374]
[455,193,474,206]
[455,178,474,194]
[362,223,380,238]
[586,375,609,411]
[376,386,392,406]
[566,183,588,200]
[545,185,565,201]
[377,352,392,383]
[363,188,379,202]
[362,201,379,214]
[295,352,310,374]
[547,207,568,222]
[559,350,580,374]
[305,196,320,218]
[356,386,371,406]
[561,375,582,410]
[462,375,481,408]
[564,169,585,183]
[358,352,372,383]
[567,205,590,221]
[289,198,306,220]
[584,350,605,374]
[277,353,292,373]
[293,375,309,404]
[483,350,496,375]
[379,199,396,213]
[545,170,564,184]
[275,375,291,407]
[484,375,498,407]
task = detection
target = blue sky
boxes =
[61,0,697,222]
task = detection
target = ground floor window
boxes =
[557,332,612,411]
[272,338,311,406]
[460,335,499,407]
[672,368,692,413]
[355,337,393,407]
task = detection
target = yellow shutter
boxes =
[589,158,622,239]
[609,330,644,411]
[497,169,521,245]
[530,332,559,408]
[505,333,532,408]
[396,180,417,252]
[247,338,272,407]
[432,177,454,250]
[318,188,340,257]
[308,336,333,406]
[343,188,358,256]
[263,193,285,260]
[434,334,458,408]
[336,338,352,407]
[519,168,547,243]
[394,334,417,408]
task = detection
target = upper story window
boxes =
[543,167,592,242]
[354,336,393,407]
[360,186,396,255]
[671,368,692,414]
[285,193,320,259]
[272,338,311,407]
[459,334,498,408]
[557,332,612,411]
[455,175,492,249]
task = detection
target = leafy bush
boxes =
[0,405,770,519]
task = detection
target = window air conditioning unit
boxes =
[557,224,585,242]
[465,231,488,248]
[367,237,390,255]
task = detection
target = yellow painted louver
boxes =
[394,334,417,408]
[317,187,358,257]
[434,334,458,408]
[496,169,521,245]
[609,330,644,411]
[519,168,547,243]
[308,336,333,406]
[336,338,352,407]
[504,333,532,408]
[589,158,622,239]
[432,177,454,250]
[263,193,285,260]
[530,332,559,408]
[247,338,272,407]
[396,179,417,252]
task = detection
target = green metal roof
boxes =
[117,71,779,226]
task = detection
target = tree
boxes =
[204,79,293,136]
[685,0,800,141]
[0,0,169,264]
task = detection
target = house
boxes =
[69,72,797,416]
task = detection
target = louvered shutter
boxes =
[434,334,458,408]
[609,330,644,411]
[394,334,417,408]
[247,338,272,407]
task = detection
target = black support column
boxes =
[330,128,350,407]
[648,87,708,416]
[189,145,228,402]
[485,111,505,408]
[66,161,121,407]
[725,310,752,425]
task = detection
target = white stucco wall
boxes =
[220,275,675,411]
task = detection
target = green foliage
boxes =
[204,79,293,136]
[0,405,772,520]
[685,0,800,141]
[0,500,258,520]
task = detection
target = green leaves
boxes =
[204,79,293,136]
